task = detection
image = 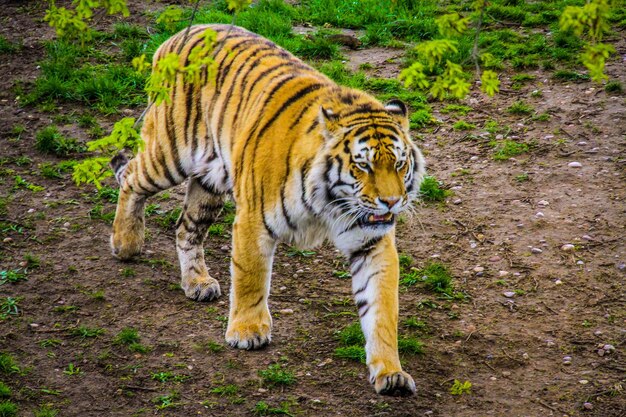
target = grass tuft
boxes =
[258,364,296,386]
[419,176,450,202]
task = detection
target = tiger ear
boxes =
[318,106,341,137]
[385,99,409,130]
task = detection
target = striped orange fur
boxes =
[110,24,425,395]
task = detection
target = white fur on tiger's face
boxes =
[109,24,425,396]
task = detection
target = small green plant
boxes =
[0,269,27,286]
[39,339,62,348]
[332,270,351,279]
[0,401,18,417]
[0,382,10,398]
[0,36,19,54]
[334,345,366,363]
[204,341,224,353]
[506,100,534,115]
[605,81,623,93]
[253,399,295,416]
[114,328,140,345]
[286,248,316,257]
[0,298,21,320]
[151,371,174,383]
[336,322,365,346]
[153,392,179,409]
[154,207,182,229]
[398,335,424,355]
[421,262,453,294]
[452,120,476,131]
[35,126,84,156]
[208,223,225,237]
[403,317,427,329]
[70,325,104,339]
[0,354,19,375]
[531,113,551,122]
[121,267,136,277]
[492,140,529,161]
[258,364,296,387]
[210,384,239,396]
[34,405,59,417]
[63,363,82,376]
[450,379,472,395]
[515,173,530,182]
[553,70,589,82]
[419,176,450,202]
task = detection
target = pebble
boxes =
[543,135,554,140]
[502,371,511,377]
[579,379,589,384]
[555,279,563,285]
[577,141,587,146]
[279,286,287,291]
[63,222,71,228]
[568,161,582,168]
[498,271,509,277]
[535,212,544,218]
[29,323,39,328]
[597,349,605,357]
[503,291,516,298]
[495,134,504,140]
[537,200,549,207]
[279,308,294,315]
[27,208,35,213]
[583,402,593,410]
[561,244,575,251]
[582,235,593,241]
[603,344,615,353]
[563,356,572,365]
[470,156,479,161]
[220,245,230,251]
[452,199,462,205]
[531,247,543,254]
[593,330,603,336]
[3,238,12,243]
[473,266,484,273]
[546,340,555,347]
[522,353,529,360]
[258,388,267,393]
[489,256,501,262]
[576,260,584,265]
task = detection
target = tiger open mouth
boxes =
[361,212,395,226]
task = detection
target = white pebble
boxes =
[543,135,554,140]
[531,247,543,254]
[27,208,36,213]
[577,141,587,146]
[555,279,563,285]
[279,309,294,315]
[603,344,615,352]
[576,260,584,265]
[495,134,504,140]
[498,271,509,277]
[579,379,589,384]
[568,161,582,168]
[503,291,516,298]
[583,402,593,410]
[582,235,593,241]
[473,266,484,273]
[452,199,462,205]
[537,200,549,206]
[535,212,544,218]
[561,244,575,251]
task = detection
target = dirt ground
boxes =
[0,1,624,417]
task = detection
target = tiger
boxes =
[110,24,425,396]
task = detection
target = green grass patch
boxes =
[491,140,529,161]
[70,325,104,339]
[114,328,140,345]
[506,100,534,115]
[336,322,365,346]
[0,36,19,54]
[398,335,424,355]
[605,81,623,94]
[334,345,366,363]
[0,382,11,398]
[33,405,59,417]
[553,70,589,82]
[35,126,85,157]
[419,176,450,202]
[0,401,18,417]
[258,364,296,386]
[452,120,476,131]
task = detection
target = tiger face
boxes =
[317,98,425,234]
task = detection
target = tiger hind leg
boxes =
[110,150,180,260]
[176,178,224,301]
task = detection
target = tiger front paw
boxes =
[373,371,416,396]
[225,317,272,350]
[182,276,221,302]
[110,229,144,260]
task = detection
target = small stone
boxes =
[561,244,575,251]
[531,247,543,254]
[522,353,530,360]
[452,199,462,205]
[496,134,504,140]
[583,402,593,410]
[577,141,587,146]
[597,349,605,357]
[603,344,615,352]
[537,200,549,206]
[593,330,602,336]
[517,223,524,228]
[546,340,555,347]
[489,376,497,381]
[543,135,554,140]
[27,208,36,213]
[498,271,509,277]
[279,286,287,291]
[579,379,589,384]
[220,245,230,251]
[582,235,593,241]
[470,156,479,161]
[576,260,584,265]
[29,323,39,328]
[473,266,484,273]
[258,388,267,393]
[279,308,294,315]
[3,238,12,244]
[503,291,516,298]
[535,212,544,218]
[489,256,501,262]
[502,371,511,377]
[568,161,582,168]
[555,279,563,285]
[63,222,71,228]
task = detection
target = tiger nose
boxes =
[378,197,400,209]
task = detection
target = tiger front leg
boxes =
[225,211,276,350]
[350,234,416,396]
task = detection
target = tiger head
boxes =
[311,96,425,234]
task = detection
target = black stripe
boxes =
[354,270,382,295]
[349,237,382,264]
[260,183,278,239]
[299,158,315,213]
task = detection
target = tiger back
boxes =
[110,24,425,396]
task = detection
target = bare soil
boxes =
[1,2,625,417]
